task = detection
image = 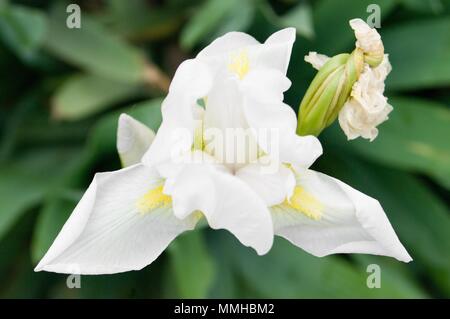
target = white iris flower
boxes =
[35,28,411,275]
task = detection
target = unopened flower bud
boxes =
[297,18,392,140]
[297,49,364,136]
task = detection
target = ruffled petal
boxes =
[163,152,274,255]
[304,51,330,70]
[236,159,296,206]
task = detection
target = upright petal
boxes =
[35,164,198,274]
[163,152,274,255]
[272,169,412,262]
[142,59,212,166]
[259,28,296,75]
[117,114,155,167]
[196,32,259,60]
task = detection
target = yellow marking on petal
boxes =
[228,50,250,79]
[193,119,204,151]
[136,185,172,215]
[285,186,323,220]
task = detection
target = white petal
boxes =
[117,114,155,167]
[349,18,384,58]
[240,68,291,103]
[204,73,247,134]
[35,164,198,274]
[242,97,323,168]
[236,160,295,206]
[196,31,259,60]
[164,154,274,255]
[304,51,330,70]
[142,59,212,165]
[338,56,393,141]
[202,72,261,170]
[272,169,412,262]
[259,28,296,75]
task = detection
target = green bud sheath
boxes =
[297,49,364,136]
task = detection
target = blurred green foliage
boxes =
[0,0,449,298]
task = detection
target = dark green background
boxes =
[0,0,449,298]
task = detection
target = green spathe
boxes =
[297,49,363,136]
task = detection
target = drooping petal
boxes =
[117,114,155,167]
[271,169,412,262]
[236,159,295,207]
[142,59,212,166]
[35,164,198,274]
[163,152,274,255]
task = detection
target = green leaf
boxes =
[400,0,445,14]
[258,1,314,39]
[0,147,78,240]
[87,98,163,160]
[353,255,429,298]
[102,0,183,41]
[43,4,146,83]
[0,168,43,240]
[168,230,215,298]
[317,153,450,296]
[384,18,450,90]
[280,3,314,39]
[324,96,450,189]
[180,0,239,49]
[217,232,426,298]
[52,74,141,120]
[0,253,49,298]
[32,195,79,263]
[0,4,47,62]
[208,0,255,41]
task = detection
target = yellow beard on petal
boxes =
[136,185,172,215]
[285,186,323,220]
[228,50,250,79]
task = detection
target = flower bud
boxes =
[297,49,364,136]
[297,18,391,140]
